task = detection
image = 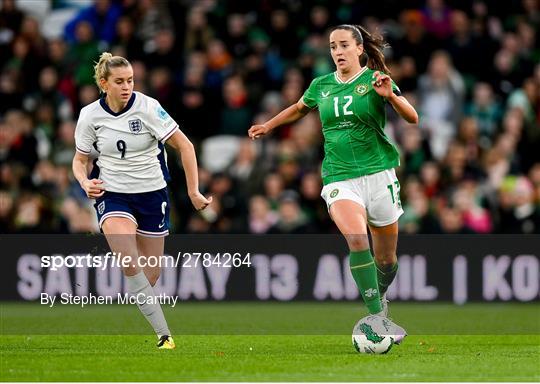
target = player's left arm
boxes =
[372,71,419,124]
[166,130,212,211]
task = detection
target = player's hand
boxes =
[81,179,105,199]
[189,192,213,211]
[248,124,270,140]
[371,71,393,98]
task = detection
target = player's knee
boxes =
[346,234,370,251]
[374,254,397,268]
[123,265,140,277]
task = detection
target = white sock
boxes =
[125,272,171,337]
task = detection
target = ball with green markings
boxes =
[352,315,394,354]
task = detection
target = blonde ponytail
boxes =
[93,52,131,92]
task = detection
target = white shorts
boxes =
[320,169,404,227]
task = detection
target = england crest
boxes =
[97,201,105,215]
[128,119,142,134]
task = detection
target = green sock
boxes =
[349,250,382,314]
[376,262,398,296]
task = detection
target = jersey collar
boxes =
[99,92,136,116]
[334,66,368,84]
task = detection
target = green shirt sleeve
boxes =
[301,78,319,109]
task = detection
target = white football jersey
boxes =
[75,92,179,193]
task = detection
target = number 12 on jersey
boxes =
[387,181,402,207]
[333,96,353,117]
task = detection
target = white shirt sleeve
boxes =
[74,108,96,155]
[145,97,179,143]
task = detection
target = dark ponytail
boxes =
[332,24,391,75]
[356,25,391,75]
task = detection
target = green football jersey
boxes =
[302,67,401,185]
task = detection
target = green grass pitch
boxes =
[1,302,539,381]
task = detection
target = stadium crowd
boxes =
[0,0,539,234]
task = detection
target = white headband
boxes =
[347,25,363,41]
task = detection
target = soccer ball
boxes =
[352,315,394,354]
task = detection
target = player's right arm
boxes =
[72,152,105,198]
[166,130,212,211]
[73,107,104,199]
[248,100,311,140]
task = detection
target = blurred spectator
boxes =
[131,60,148,93]
[492,132,521,174]
[5,35,43,93]
[0,70,23,113]
[145,29,181,71]
[422,0,453,39]
[440,141,468,188]
[206,39,233,88]
[2,1,539,234]
[45,38,74,105]
[131,0,173,52]
[223,13,250,59]
[400,183,440,234]
[228,138,266,196]
[147,67,175,113]
[20,16,46,57]
[76,85,99,115]
[446,10,476,78]
[179,82,211,140]
[220,75,252,136]
[3,110,38,173]
[248,195,278,234]
[0,0,24,37]
[497,176,540,233]
[515,20,537,76]
[206,172,246,232]
[13,193,55,233]
[268,190,316,234]
[507,77,538,126]
[0,0,23,69]
[263,173,285,210]
[23,66,73,125]
[529,164,540,205]
[112,16,144,61]
[419,161,441,198]
[52,121,76,167]
[307,5,331,36]
[392,10,437,73]
[64,0,122,45]
[452,181,493,233]
[438,205,473,234]
[299,171,329,230]
[184,6,214,53]
[465,82,502,143]
[418,50,465,159]
[490,48,520,99]
[267,9,298,60]
[456,117,481,166]
[394,56,418,93]
[65,21,100,87]
[0,189,14,232]
[59,197,99,233]
[401,124,432,176]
